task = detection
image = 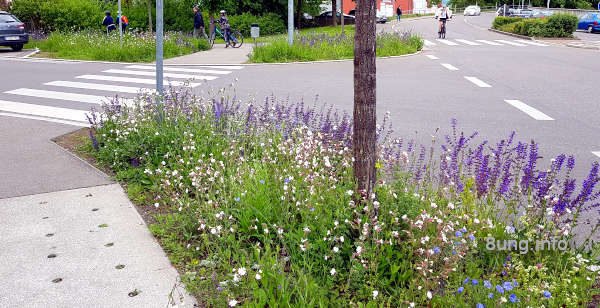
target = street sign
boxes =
[251,24,260,38]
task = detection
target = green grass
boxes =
[25,31,210,62]
[249,31,423,63]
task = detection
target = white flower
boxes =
[372,290,379,299]
[330,268,337,276]
[474,218,480,224]
[410,303,415,307]
[431,202,438,209]
[228,299,238,307]
[346,190,353,196]
[303,226,311,233]
[448,202,455,209]
[333,247,340,253]
[587,265,600,272]
[339,236,345,243]
[356,246,363,254]
[255,273,261,280]
[427,291,432,300]
[500,297,507,303]
[237,267,247,276]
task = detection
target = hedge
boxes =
[494,14,577,37]
[228,13,286,37]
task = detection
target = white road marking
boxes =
[424,39,436,46]
[464,76,492,88]
[126,65,232,75]
[515,39,549,47]
[455,39,481,46]
[504,100,554,121]
[476,40,504,46]
[75,75,200,87]
[0,112,89,127]
[0,100,90,124]
[426,55,439,59]
[495,40,526,46]
[436,39,459,46]
[102,69,218,81]
[186,65,244,70]
[4,88,132,105]
[45,81,152,94]
[593,151,600,158]
[441,63,459,71]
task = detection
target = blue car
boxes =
[577,13,600,33]
[0,11,29,51]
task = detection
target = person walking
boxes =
[396,6,402,22]
[102,11,116,33]
[193,5,207,39]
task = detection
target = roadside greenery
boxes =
[25,31,209,62]
[493,14,578,37]
[250,31,423,63]
[85,87,600,306]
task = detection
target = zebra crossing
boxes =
[0,64,243,127]
[423,38,549,48]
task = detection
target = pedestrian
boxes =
[193,5,207,39]
[396,6,402,22]
[118,14,129,33]
[103,10,116,33]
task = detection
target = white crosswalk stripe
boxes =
[126,65,232,75]
[75,75,201,87]
[103,69,219,80]
[45,81,154,94]
[0,100,91,125]
[494,40,526,46]
[424,39,436,46]
[4,88,132,105]
[455,39,481,46]
[514,39,549,46]
[476,40,504,46]
[436,39,459,46]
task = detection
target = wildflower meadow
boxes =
[85,85,600,306]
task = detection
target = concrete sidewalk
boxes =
[0,184,196,307]
[165,43,253,65]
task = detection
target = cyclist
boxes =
[434,3,452,36]
[218,10,234,47]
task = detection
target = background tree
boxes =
[353,0,377,198]
[332,0,338,26]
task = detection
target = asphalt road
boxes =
[0,13,598,198]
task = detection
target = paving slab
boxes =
[164,43,253,65]
[0,184,196,308]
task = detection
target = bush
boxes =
[492,16,521,29]
[228,13,286,37]
[494,14,576,37]
[546,13,578,37]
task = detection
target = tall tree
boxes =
[332,0,338,26]
[353,0,377,198]
[147,0,153,32]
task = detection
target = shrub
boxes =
[492,16,521,29]
[546,13,578,37]
[228,13,286,37]
[494,14,576,37]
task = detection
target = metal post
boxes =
[156,0,163,96]
[118,0,122,46]
[288,0,293,45]
[547,0,550,8]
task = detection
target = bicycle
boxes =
[209,24,243,48]
[438,19,447,39]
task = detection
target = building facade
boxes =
[340,0,431,15]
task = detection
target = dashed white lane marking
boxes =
[4,88,131,105]
[504,100,554,121]
[424,40,436,46]
[75,75,200,87]
[476,40,504,46]
[495,40,526,46]
[593,152,600,158]
[515,39,549,47]
[436,39,459,46]
[455,39,481,45]
[0,100,90,124]
[45,81,151,94]
[102,69,219,81]
[464,76,492,88]
[426,55,440,59]
[441,63,459,71]
[126,65,232,75]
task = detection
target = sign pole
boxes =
[288,0,293,45]
[118,0,122,46]
[156,0,164,96]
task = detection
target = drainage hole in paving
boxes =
[128,289,141,297]
[46,233,54,237]
[115,264,125,270]
[92,208,99,212]
[98,224,108,228]
[47,253,57,259]
[42,217,49,219]
[105,242,114,247]
[52,278,62,283]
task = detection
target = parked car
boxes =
[348,9,388,23]
[463,5,481,16]
[314,11,355,26]
[531,9,554,18]
[0,11,28,51]
[577,13,600,33]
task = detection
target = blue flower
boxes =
[460,227,467,233]
[488,293,494,299]
[433,246,441,254]
[457,287,464,294]
[463,278,470,285]
[234,197,240,202]
[455,231,463,237]
[509,294,518,303]
[472,279,479,286]
[259,179,265,184]
[496,285,504,294]
[543,290,551,298]
[503,281,514,291]
[476,304,485,308]
[452,250,457,255]
[469,234,476,241]
[484,280,492,289]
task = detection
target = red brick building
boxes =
[341,0,428,15]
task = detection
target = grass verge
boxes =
[73,87,600,307]
[25,31,210,62]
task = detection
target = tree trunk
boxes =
[353,0,377,199]
[332,0,338,26]
[147,0,153,32]
[296,0,303,29]
[340,0,344,33]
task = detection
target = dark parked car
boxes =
[314,11,356,26]
[348,9,388,23]
[0,11,28,51]
[577,13,600,33]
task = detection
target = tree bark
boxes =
[147,0,153,32]
[296,0,303,29]
[353,0,377,199]
[332,0,338,26]
[341,0,344,33]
